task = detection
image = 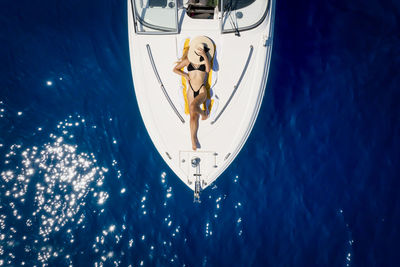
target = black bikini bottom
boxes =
[189,81,204,98]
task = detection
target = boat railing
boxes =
[211,45,253,125]
[146,44,185,123]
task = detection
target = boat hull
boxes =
[128,0,275,191]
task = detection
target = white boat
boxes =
[128,0,275,201]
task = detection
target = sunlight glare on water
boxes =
[0,114,112,265]
[1,0,399,264]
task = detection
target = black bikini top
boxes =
[187,63,206,72]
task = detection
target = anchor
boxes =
[191,157,202,203]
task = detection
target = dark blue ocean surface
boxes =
[1,0,399,266]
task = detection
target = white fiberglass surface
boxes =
[132,0,178,33]
[222,0,269,32]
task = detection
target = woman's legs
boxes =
[190,112,199,150]
[188,90,208,150]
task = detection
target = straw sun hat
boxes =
[187,36,215,65]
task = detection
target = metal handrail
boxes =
[146,44,185,123]
[211,45,253,125]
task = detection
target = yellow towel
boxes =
[181,38,215,115]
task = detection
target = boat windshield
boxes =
[221,0,269,33]
[132,0,178,34]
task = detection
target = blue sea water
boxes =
[1,0,399,266]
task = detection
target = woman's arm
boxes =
[197,48,211,73]
[173,59,190,80]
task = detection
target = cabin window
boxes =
[221,0,270,33]
[132,0,178,34]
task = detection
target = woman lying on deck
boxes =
[173,36,215,150]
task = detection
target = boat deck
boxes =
[128,1,275,191]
